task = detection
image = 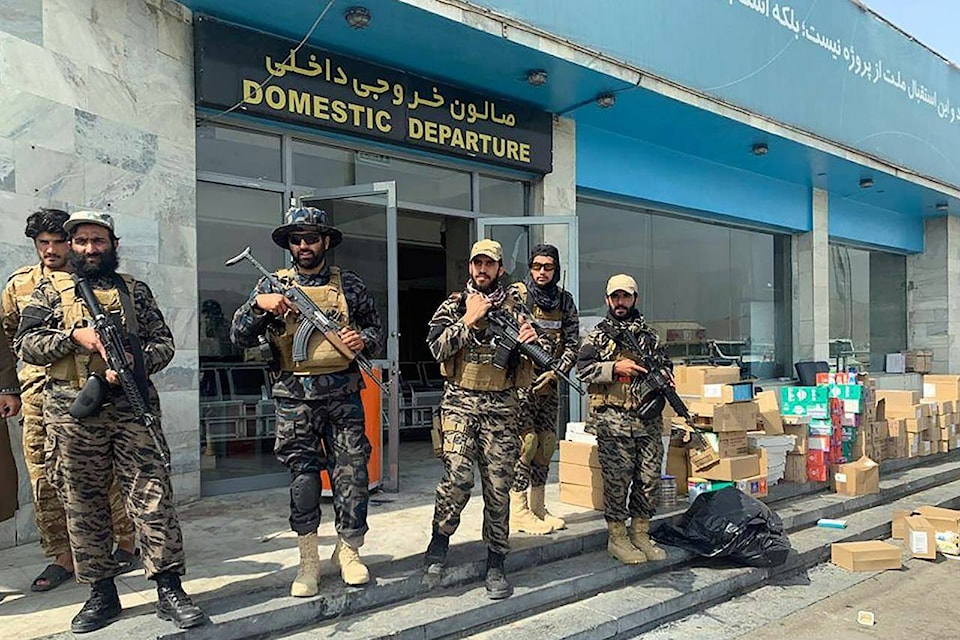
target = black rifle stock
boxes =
[486,309,585,396]
[224,247,385,391]
[72,278,170,471]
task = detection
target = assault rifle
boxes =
[68,277,170,471]
[604,322,712,451]
[224,246,385,391]
[486,309,585,396]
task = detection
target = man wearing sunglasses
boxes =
[509,244,579,536]
[230,205,382,597]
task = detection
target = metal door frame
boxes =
[305,181,401,492]
[474,216,582,422]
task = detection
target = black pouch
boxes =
[68,374,109,419]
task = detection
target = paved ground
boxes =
[642,543,960,640]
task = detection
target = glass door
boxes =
[302,182,400,492]
[475,216,582,425]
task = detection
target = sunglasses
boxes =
[288,233,322,245]
[531,262,556,272]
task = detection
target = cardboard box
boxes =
[781,386,829,418]
[915,506,960,537]
[696,454,760,481]
[559,483,604,509]
[689,445,721,472]
[714,431,749,458]
[892,509,911,539]
[834,456,880,496]
[784,453,807,483]
[674,365,741,397]
[558,462,603,487]
[886,353,906,373]
[877,389,921,408]
[754,390,784,435]
[784,424,808,453]
[713,401,760,433]
[906,515,938,560]
[923,375,960,402]
[831,541,902,572]
[666,447,689,496]
[559,440,600,468]
[735,474,768,498]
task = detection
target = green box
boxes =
[829,384,863,401]
[781,386,830,418]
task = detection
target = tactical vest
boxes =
[5,264,47,394]
[587,331,640,411]
[273,267,354,376]
[46,272,138,387]
[514,282,564,356]
[440,292,533,391]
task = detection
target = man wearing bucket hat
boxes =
[509,243,579,536]
[423,239,539,600]
[576,274,670,565]
[230,204,382,596]
[16,210,205,632]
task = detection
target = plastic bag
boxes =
[652,486,791,567]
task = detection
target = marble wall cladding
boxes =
[0,0,43,46]
[0,1,200,543]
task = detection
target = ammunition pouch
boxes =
[68,374,109,419]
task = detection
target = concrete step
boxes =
[269,456,960,640]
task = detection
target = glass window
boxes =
[291,139,353,189]
[578,197,789,379]
[197,124,282,182]
[355,153,471,209]
[478,175,526,215]
[829,244,907,372]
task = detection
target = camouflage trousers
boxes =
[21,386,134,558]
[274,393,371,544]
[512,385,559,492]
[590,407,664,523]
[433,386,520,557]
[45,383,184,583]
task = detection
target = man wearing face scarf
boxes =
[423,239,538,600]
[576,274,670,565]
[509,244,579,535]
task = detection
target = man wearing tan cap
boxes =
[423,238,538,599]
[16,211,205,632]
[576,274,670,565]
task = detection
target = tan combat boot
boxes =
[290,532,320,597]
[607,521,647,564]
[629,518,667,561]
[529,485,566,531]
[331,540,370,586]
[509,490,553,535]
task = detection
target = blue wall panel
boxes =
[829,197,924,253]
[577,125,811,232]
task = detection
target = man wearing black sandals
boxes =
[1,208,140,593]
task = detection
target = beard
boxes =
[471,273,500,294]
[611,303,634,319]
[70,246,119,278]
[293,246,325,270]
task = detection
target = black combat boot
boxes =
[155,571,206,629]
[424,530,450,568]
[484,550,512,600]
[71,578,122,634]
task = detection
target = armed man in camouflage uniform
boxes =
[423,239,538,600]
[230,205,382,597]
[16,211,205,633]
[510,244,579,535]
[576,274,669,565]
[2,208,138,594]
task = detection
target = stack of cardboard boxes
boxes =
[922,374,960,453]
[557,438,604,510]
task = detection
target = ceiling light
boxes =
[526,69,548,86]
[936,202,949,213]
[345,6,371,29]
[596,93,616,108]
[751,142,768,156]
[859,177,874,189]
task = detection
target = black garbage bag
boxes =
[651,486,791,567]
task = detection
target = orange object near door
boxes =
[320,367,383,495]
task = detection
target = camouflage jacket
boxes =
[517,285,579,375]
[15,274,175,397]
[2,263,59,396]
[230,264,382,400]
[0,326,18,395]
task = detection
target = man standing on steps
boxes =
[576,274,669,565]
[423,239,538,600]
[231,204,382,597]
[510,244,579,536]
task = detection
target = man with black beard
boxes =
[576,274,669,565]
[231,205,382,596]
[16,211,205,632]
[509,244,579,535]
[423,239,538,600]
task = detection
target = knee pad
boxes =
[519,431,539,465]
[534,431,558,466]
[290,472,320,512]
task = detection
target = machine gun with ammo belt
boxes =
[486,308,585,396]
[68,277,170,471]
[224,246,385,391]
